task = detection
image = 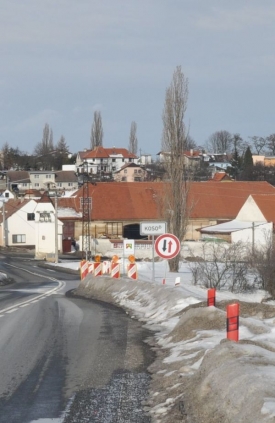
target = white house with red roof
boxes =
[199,194,275,246]
[76,146,138,176]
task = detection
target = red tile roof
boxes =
[62,181,275,221]
[82,146,137,160]
[0,199,32,223]
[190,181,275,219]
[212,172,232,181]
[250,194,275,222]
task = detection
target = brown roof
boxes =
[37,192,54,206]
[190,181,275,219]
[0,199,32,223]
[65,181,275,221]
[55,171,78,183]
[115,162,142,172]
[212,172,232,181]
[82,146,137,160]
[7,171,30,183]
[250,194,275,222]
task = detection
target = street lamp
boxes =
[81,161,92,261]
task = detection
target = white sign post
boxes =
[155,233,181,283]
[140,222,167,281]
[123,239,135,275]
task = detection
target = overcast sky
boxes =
[1,1,275,158]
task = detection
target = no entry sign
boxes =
[155,233,181,259]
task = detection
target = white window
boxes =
[12,234,26,243]
[46,174,52,179]
[57,183,62,187]
[34,183,39,187]
[34,174,39,179]
[68,182,73,187]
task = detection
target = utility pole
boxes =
[2,201,6,247]
[55,193,58,263]
[252,221,255,255]
[82,162,92,261]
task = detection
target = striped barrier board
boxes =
[93,262,102,277]
[111,262,120,278]
[80,260,89,280]
[127,263,138,280]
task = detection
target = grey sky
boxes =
[1,1,275,157]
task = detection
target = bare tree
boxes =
[207,130,232,154]
[266,134,275,156]
[249,136,266,155]
[90,111,103,149]
[161,65,192,272]
[128,121,138,155]
[186,134,197,150]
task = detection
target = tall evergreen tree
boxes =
[240,146,254,180]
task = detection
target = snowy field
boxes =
[52,259,275,423]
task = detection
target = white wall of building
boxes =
[231,222,272,246]
[236,196,266,221]
[34,200,63,259]
[6,200,37,246]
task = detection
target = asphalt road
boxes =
[0,255,153,423]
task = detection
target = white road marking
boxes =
[0,263,66,315]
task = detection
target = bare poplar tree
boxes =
[162,65,192,272]
[34,123,54,156]
[90,111,103,149]
[128,121,138,154]
[33,123,55,169]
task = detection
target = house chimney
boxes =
[190,149,193,156]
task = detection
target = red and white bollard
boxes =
[207,288,216,306]
[227,303,240,342]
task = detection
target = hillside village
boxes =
[0,144,275,259]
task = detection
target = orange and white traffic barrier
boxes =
[127,263,138,280]
[111,261,120,278]
[93,262,102,277]
[207,288,216,306]
[227,303,239,342]
[80,260,89,280]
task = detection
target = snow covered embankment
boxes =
[75,274,275,423]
